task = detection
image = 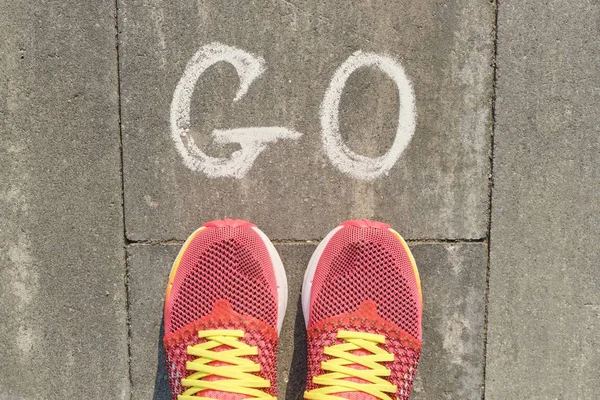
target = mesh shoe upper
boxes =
[165,220,278,335]
[163,220,281,400]
[304,220,423,400]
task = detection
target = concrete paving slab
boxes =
[127,244,174,400]
[0,1,128,398]
[119,0,494,241]
[486,1,600,398]
[127,240,486,399]
[411,243,487,400]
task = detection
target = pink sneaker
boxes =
[302,220,423,400]
[163,219,287,400]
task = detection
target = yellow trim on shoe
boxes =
[165,227,206,306]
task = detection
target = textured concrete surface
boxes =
[411,243,487,400]
[485,1,600,399]
[127,241,486,399]
[4,0,599,398]
[276,244,313,399]
[127,244,173,400]
[0,1,129,399]
[119,0,494,241]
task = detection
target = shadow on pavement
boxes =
[285,297,307,400]
[153,317,169,400]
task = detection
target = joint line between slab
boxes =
[125,238,487,246]
[112,0,133,397]
[482,1,500,398]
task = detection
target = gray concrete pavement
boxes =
[127,244,172,400]
[412,243,487,400]
[119,0,494,241]
[0,0,128,398]
[127,241,487,399]
[2,0,600,399]
[485,1,600,398]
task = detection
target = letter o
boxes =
[320,51,417,180]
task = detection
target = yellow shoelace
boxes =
[304,330,397,400]
[179,329,274,400]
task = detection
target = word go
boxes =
[170,42,416,181]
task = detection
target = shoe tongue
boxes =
[164,300,278,400]
[197,359,247,400]
[328,343,381,400]
[328,302,383,400]
[210,298,237,317]
[352,300,383,321]
[194,301,253,400]
[333,392,378,400]
[309,300,422,400]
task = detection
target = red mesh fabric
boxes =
[164,300,278,400]
[305,301,421,400]
[165,224,278,334]
[309,224,422,339]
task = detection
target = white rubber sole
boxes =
[167,225,288,334]
[301,226,343,327]
[252,226,288,334]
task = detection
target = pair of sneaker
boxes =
[163,219,423,400]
